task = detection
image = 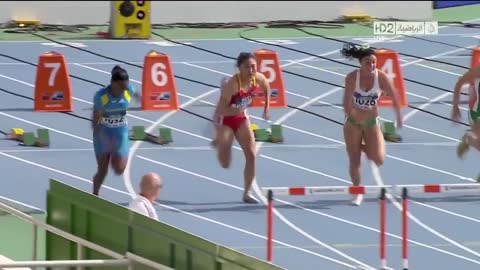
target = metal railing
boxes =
[0,200,174,270]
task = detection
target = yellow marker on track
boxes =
[9,128,24,140]
[251,124,258,131]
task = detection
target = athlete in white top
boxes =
[452,65,480,181]
[352,69,381,110]
[341,43,403,206]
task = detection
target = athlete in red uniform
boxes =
[213,52,271,204]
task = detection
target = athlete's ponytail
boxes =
[340,43,375,61]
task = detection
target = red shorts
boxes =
[218,112,247,132]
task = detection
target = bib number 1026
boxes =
[355,97,377,107]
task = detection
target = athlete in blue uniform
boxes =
[92,65,138,195]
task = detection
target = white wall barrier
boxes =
[0,1,432,25]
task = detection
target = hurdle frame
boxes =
[262,183,480,269]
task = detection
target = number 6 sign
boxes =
[376,49,408,108]
[141,51,179,111]
[34,51,73,112]
[251,49,287,108]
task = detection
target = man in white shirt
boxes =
[128,172,162,220]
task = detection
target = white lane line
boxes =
[371,163,480,260]
[0,151,356,269]
[118,48,373,268]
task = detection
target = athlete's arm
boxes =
[215,76,237,116]
[343,72,355,117]
[378,70,402,126]
[257,72,271,119]
[127,83,141,101]
[92,92,103,132]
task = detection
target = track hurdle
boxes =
[395,183,480,270]
[262,185,393,197]
[395,183,480,194]
[401,187,408,270]
[379,188,387,270]
[262,185,392,268]
[266,189,273,262]
[263,183,480,269]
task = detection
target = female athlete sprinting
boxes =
[341,43,403,205]
[92,65,139,196]
[452,65,480,180]
[213,52,271,204]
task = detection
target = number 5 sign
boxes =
[251,49,287,108]
[141,51,179,111]
[376,49,408,108]
[34,51,73,112]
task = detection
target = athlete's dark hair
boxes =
[340,43,376,61]
[111,65,129,81]
[111,65,122,73]
[236,52,255,67]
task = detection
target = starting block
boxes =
[382,121,402,142]
[252,124,283,143]
[7,128,50,147]
[129,126,172,145]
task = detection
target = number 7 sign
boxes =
[251,49,287,108]
[34,51,73,112]
[376,49,408,108]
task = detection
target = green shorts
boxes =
[345,116,379,129]
[470,110,480,126]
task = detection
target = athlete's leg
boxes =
[216,124,235,168]
[458,113,480,158]
[468,122,480,150]
[211,112,222,147]
[458,117,480,181]
[111,132,129,175]
[93,154,110,195]
[234,117,258,203]
[344,119,365,205]
[111,155,128,175]
[93,135,111,195]
[362,121,385,167]
[344,121,364,186]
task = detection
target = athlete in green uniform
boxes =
[452,65,480,181]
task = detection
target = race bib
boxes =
[100,115,127,127]
[232,95,254,109]
[354,94,378,109]
[356,96,377,106]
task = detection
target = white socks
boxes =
[352,194,364,206]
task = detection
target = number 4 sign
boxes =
[470,47,480,69]
[252,49,287,108]
[34,51,73,112]
[141,51,179,111]
[376,49,408,108]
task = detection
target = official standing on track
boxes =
[91,65,140,196]
[341,43,403,205]
[129,172,162,220]
[212,52,271,204]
